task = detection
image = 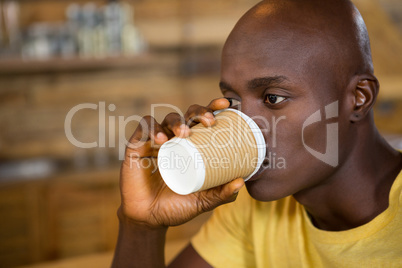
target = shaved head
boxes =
[220,0,380,201]
[223,0,375,95]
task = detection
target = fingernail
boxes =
[203,112,215,126]
[178,124,190,137]
[233,187,242,194]
[233,179,244,194]
[204,112,214,119]
[156,132,166,140]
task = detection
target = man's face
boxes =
[220,19,349,201]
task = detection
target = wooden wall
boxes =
[0,0,401,267]
[0,169,121,266]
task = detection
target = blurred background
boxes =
[0,0,401,267]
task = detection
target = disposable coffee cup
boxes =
[157,108,266,195]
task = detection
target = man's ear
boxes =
[349,76,379,122]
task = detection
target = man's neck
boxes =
[293,130,402,232]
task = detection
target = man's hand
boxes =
[118,97,245,228]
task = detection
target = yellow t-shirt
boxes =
[191,171,402,267]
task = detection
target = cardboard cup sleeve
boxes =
[157,108,266,195]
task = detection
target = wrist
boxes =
[117,206,169,233]
[113,207,167,268]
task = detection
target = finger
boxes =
[126,116,168,157]
[125,141,160,158]
[161,113,191,138]
[184,104,215,127]
[207,98,231,111]
[129,116,167,143]
[215,177,245,203]
[196,178,245,212]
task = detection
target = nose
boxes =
[239,103,268,132]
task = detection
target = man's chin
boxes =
[245,177,289,202]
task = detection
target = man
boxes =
[112,0,402,267]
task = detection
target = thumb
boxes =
[197,178,245,212]
[219,177,245,203]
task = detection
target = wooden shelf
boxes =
[0,54,158,75]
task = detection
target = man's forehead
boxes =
[221,31,330,86]
[221,0,368,90]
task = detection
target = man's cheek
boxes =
[301,120,328,155]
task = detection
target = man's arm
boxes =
[112,217,213,268]
[111,98,244,267]
[112,212,167,267]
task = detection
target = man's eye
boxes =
[264,94,286,105]
[226,98,241,108]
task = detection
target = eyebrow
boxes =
[219,75,289,93]
[247,76,288,90]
